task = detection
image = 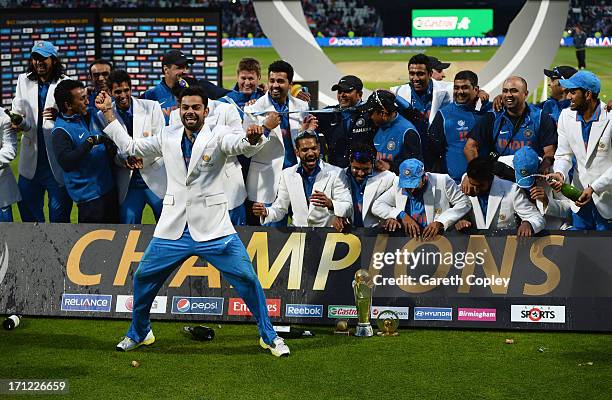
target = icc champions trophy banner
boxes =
[1,223,612,331]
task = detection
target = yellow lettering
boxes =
[169,256,221,288]
[524,235,563,295]
[313,233,361,290]
[113,230,144,286]
[459,235,517,294]
[66,230,115,286]
[395,236,453,294]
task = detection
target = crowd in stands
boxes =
[567,0,612,36]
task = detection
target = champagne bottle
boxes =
[4,109,23,126]
[3,315,22,330]
[183,325,215,341]
[560,182,583,201]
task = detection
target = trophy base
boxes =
[354,323,374,337]
[377,331,399,337]
[334,330,351,336]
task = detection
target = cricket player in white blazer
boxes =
[97,70,167,223]
[170,98,248,225]
[457,157,546,236]
[548,71,612,230]
[98,86,290,357]
[253,132,353,227]
[242,60,310,207]
[0,112,21,221]
[372,159,471,238]
[12,41,73,222]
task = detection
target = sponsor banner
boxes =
[116,295,167,314]
[511,305,566,324]
[285,304,324,318]
[228,298,281,317]
[412,9,494,38]
[61,294,112,312]
[371,306,410,320]
[2,224,612,330]
[414,307,453,321]
[221,36,508,48]
[328,305,358,319]
[457,308,496,322]
[171,297,224,315]
[560,37,612,47]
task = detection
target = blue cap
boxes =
[31,41,58,58]
[559,70,600,95]
[513,146,540,188]
[398,159,424,188]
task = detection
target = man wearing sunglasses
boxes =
[317,75,376,168]
[334,143,395,231]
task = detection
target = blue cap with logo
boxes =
[513,146,540,188]
[398,158,425,188]
[31,41,58,58]
[559,70,600,95]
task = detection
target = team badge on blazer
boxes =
[202,154,211,162]
[499,214,506,221]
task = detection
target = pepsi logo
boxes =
[126,296,134,311]
[221,38,229,47]
[176,298,191,313]
[329,37,338,45]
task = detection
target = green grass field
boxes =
[7,46,611,223]
[1,317,612,399]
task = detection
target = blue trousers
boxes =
[120,187,163,224]
[228,203,246,226]
[17,167,72,223]
[126,229,277,345]
[571,201,612,231]
[0,206,12,222]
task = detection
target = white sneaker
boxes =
[116,330,155,352]
[260,336,290,357]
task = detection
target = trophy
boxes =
[376,310,400,336]
[352,269,374,337]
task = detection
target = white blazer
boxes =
[554,105,612,218]
[12,73,71,184]
[98,97,166,204]
[466,176,546,233]
[170,100,247,209]
[0,113,21,208]
[263,161,352,227]
[243,94,309,203]
[390,79,453,125]
[344,169,395,228]
[538,187,573,230]
[103,120,266,241]
[372,172,471,230]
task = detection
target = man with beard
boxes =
[142,50,193,125]
[252,132,352,228]
[428,70,491,184]
[243,60,313,226]
[51,79,118,223]
[101,70,166,224]
[98,86,290,357]
[316,75,376,168]
[11,41,73,222]
[548,71,612,231]
[87,59,113,117]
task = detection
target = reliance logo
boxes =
[61,294,112,312]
